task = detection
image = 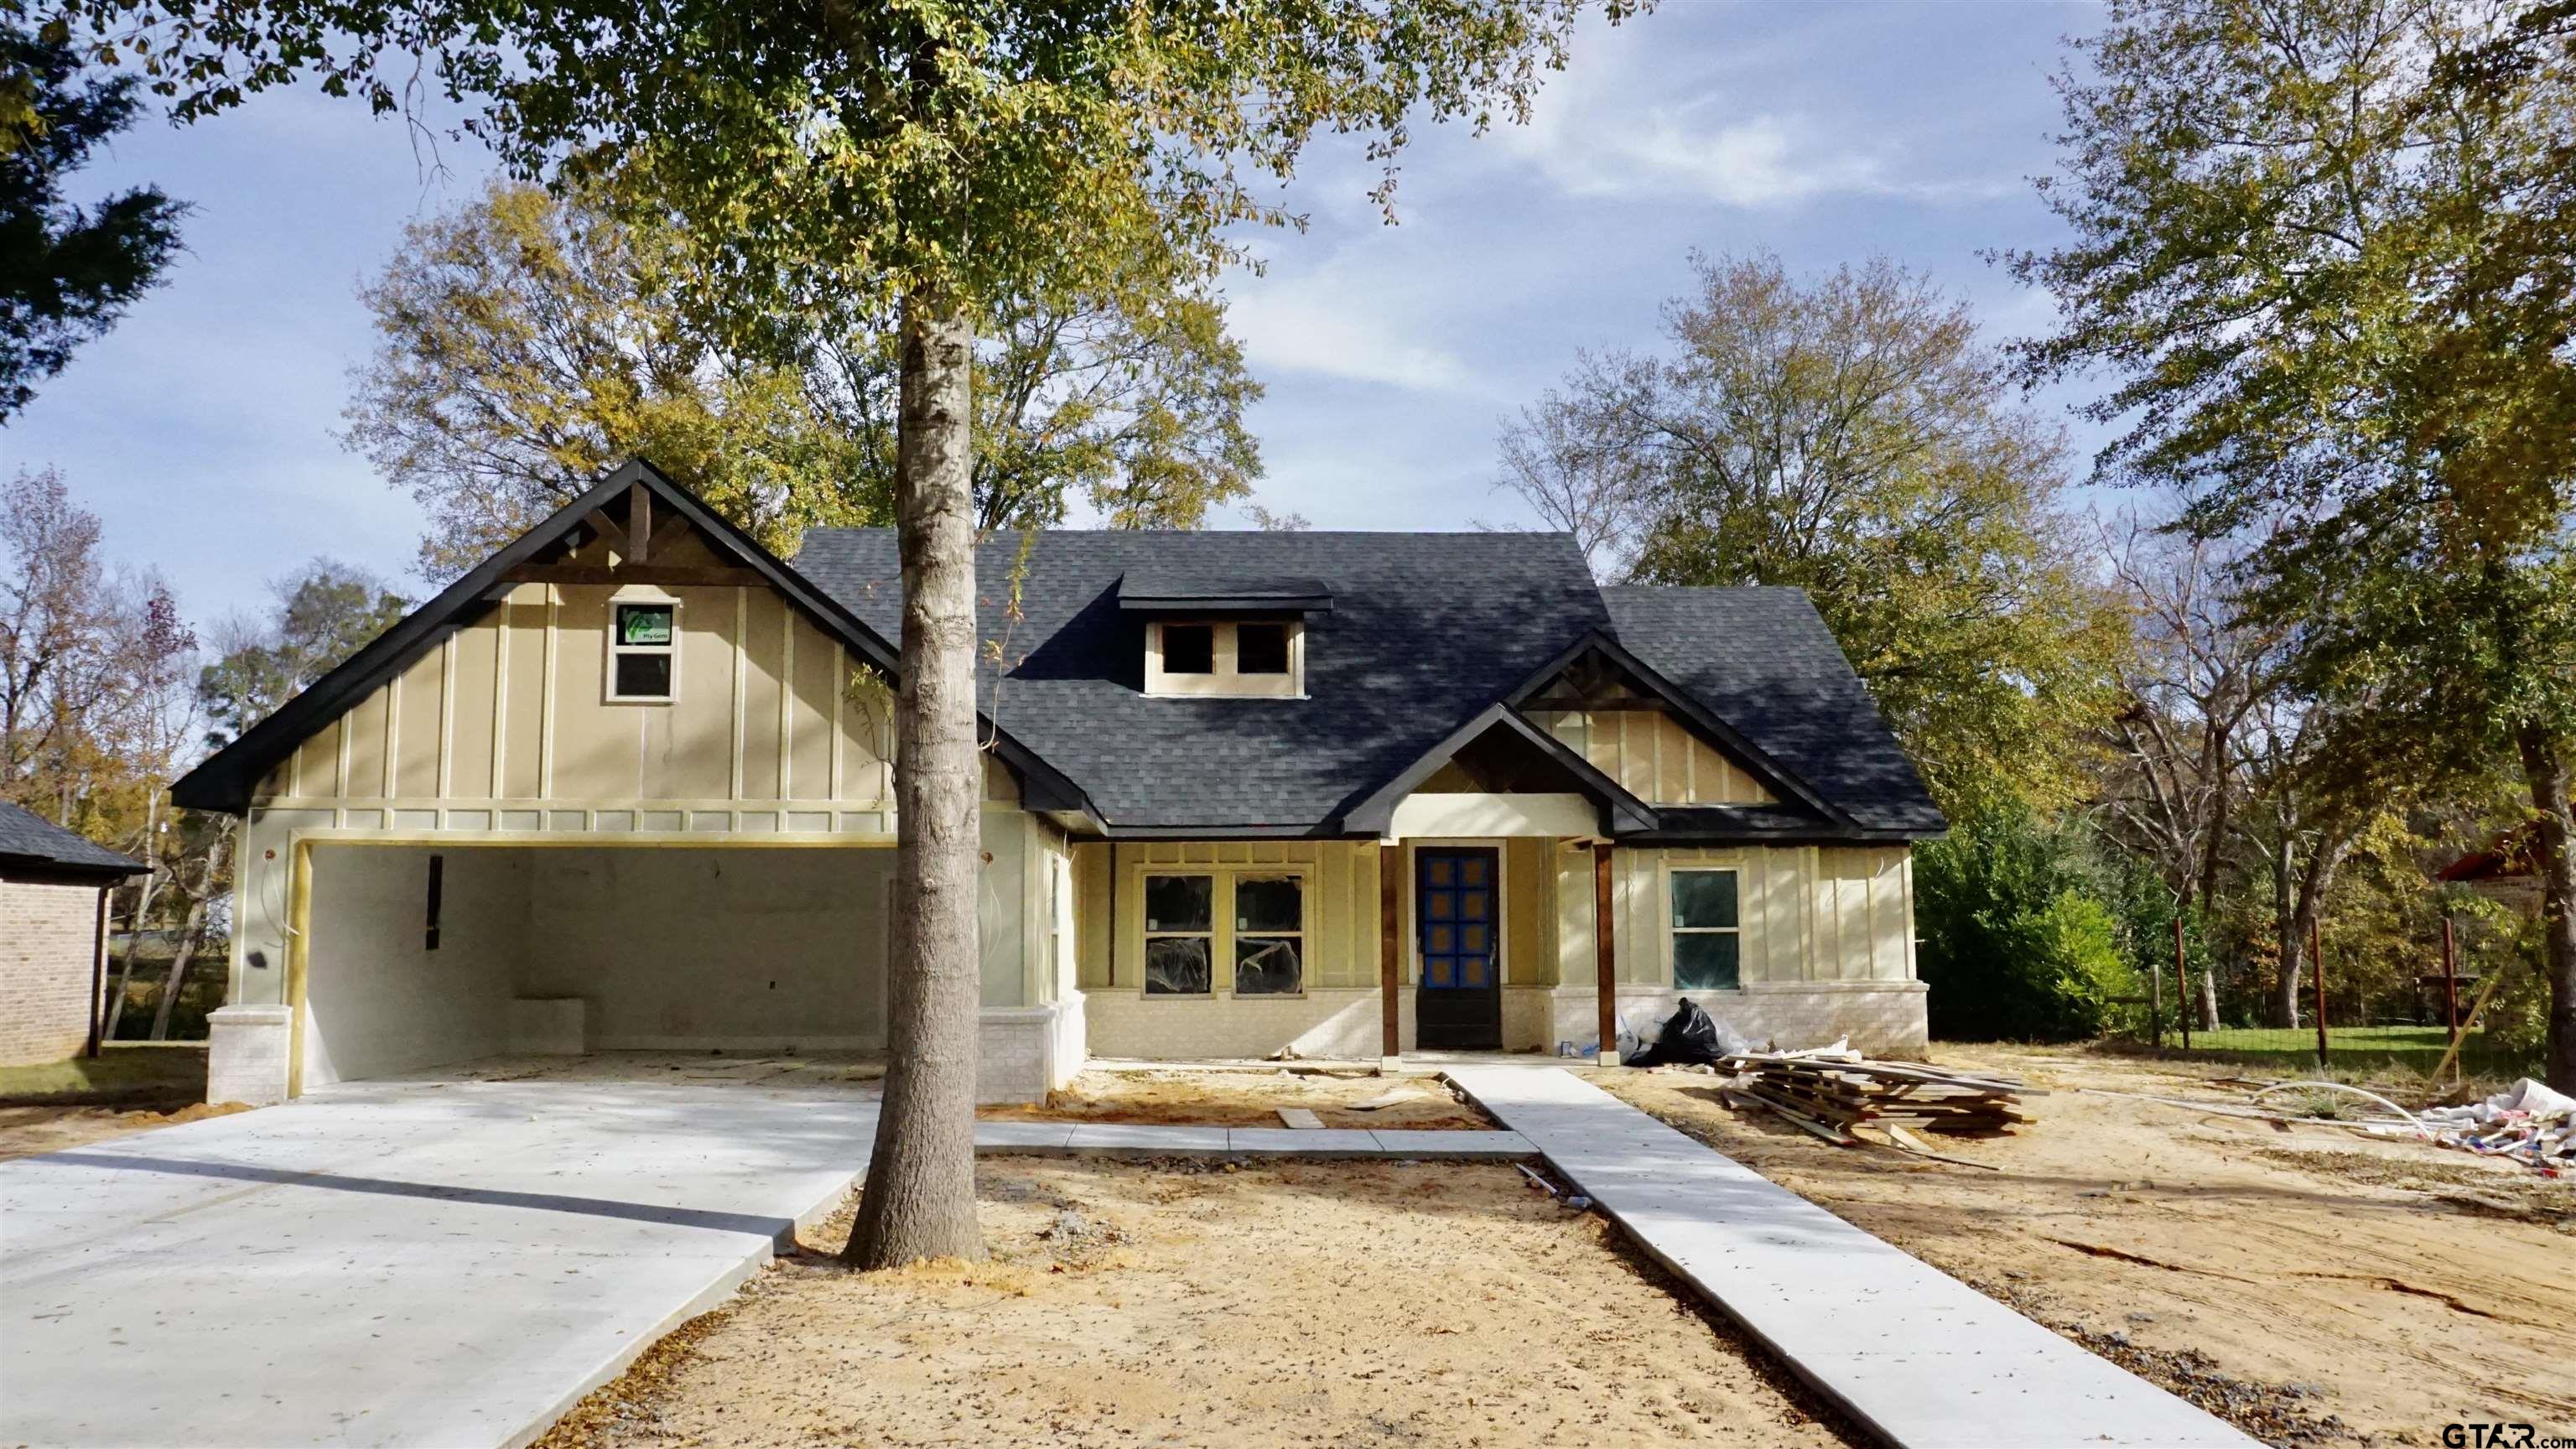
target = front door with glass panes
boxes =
[1414,848,1502,1049]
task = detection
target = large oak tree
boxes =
[88,0,1649,1263]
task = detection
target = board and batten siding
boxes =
[1074,840,1384,992]
[256,570,902,818]
[1556,844,1915,988]
[1524,710,1777,806]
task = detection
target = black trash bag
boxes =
[1625,998,1725,1068]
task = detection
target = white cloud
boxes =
[1512,100,2018,210]
[1225,274,1480,395]
[1487,8,2024,210]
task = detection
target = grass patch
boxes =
[0,1044,207,1107]
[2147,1025,2537,1084]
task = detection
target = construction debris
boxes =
[2414,1078,2573,1176]
[2099,1075,2573,1177]
[1713,1047,2036,1154]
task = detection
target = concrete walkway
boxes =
[1448,1066,2260,1449]
[976,1121,1534,1158]
[2,1069,879,1449]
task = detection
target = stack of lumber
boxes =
[1716,1049,2037,1150]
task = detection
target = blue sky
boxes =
[3,0,2098,628]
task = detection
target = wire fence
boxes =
[2126,918,2529,1083]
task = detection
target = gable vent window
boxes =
[608,600,678,703]
[1145,619,1303,698]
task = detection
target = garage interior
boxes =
[298,844,895,1088]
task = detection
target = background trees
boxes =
[0,16,186,419]
[346,182,1264,578]
[1498,252,2127,820]
[2007,0,2576,1088]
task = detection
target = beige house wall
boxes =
[1556,844,1914,989]
[258,536,900,822]
[212,556,1089,1102]
[1073,835,1923,1059]
[1524,709,1777,805]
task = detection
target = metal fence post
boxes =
[2310,917,2329,1068]
[2441,914,2459,1072]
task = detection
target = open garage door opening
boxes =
[297,844,894,1088]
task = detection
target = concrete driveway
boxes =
[1,1057,880,1449]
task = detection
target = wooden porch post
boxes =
[1379,843,1402,1067]
[1593,842,1618,1066]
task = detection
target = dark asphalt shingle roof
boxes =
[0,800,145,876]
[794,529,1943,838]
[1602,586,1944,835]
[797,529,1614,830]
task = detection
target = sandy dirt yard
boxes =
[1585,1046,2576,1447]
[978,1067,1494,1130]
[538,1158,1860,1449]
[0,1100,249,1162]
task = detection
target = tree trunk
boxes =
[2280,832,2350,1042]
[148,891,209,1041]
[2196,953,2220,1032]
[104,875,153,1039]
[2515,725,2576,1093]
[845,293,986,1269]
[106,806,163,1039]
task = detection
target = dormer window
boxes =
[1161,623,1216,675]
[1145,619,1303,698]
[1236,622,1291,675]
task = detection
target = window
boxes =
[1233,875,1304,995]
[1670,868,1741,990]
[1161,623,1215,674]
[1145,619,1303,697]
[609,600,678,701]
[1236,622,1290,675]
[1142,874,1214,995]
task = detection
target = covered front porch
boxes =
[1070,826,1929,1067]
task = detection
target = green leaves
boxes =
[0,16,189,419]
[1511,251,2127,820]
[345,180,1265,576]
[72,0,1638,322]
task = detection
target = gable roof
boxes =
[1337,702,1659,838]
[0,801,144,879]
[1600,586,1944,836]
[795,528,1617,834]
[794,527,1945,840]
[167,460,1942,841]
[170,460,1087,817]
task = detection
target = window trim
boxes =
[605,590,681,704]
[1140,870,1218,997]
[1665,863,1745,992]
[1230,871,1306,996]
[1144,619,1304,699]
[1125,863,1314,999]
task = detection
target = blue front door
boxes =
[1415,848,1502,1049]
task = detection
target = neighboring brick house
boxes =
[173,461,1946,1106]
[1,802,146,1066]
